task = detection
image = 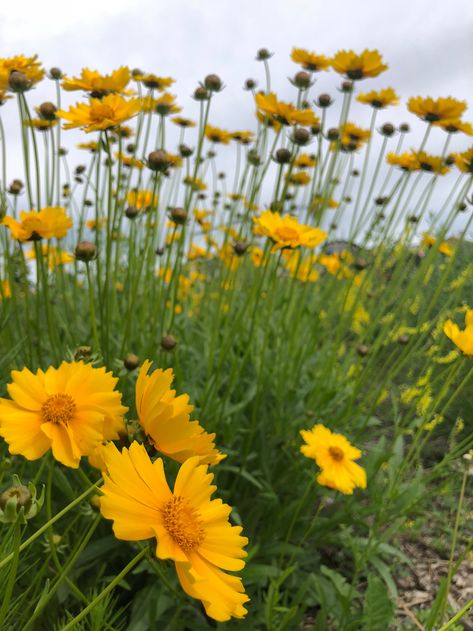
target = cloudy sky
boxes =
[1,0,473,234]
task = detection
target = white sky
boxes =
[1,0,473,235]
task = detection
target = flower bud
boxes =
[397,334,409,345]
[375,196,388,206]
[233,241,248,256]
[161,334,177,351]
[48,67,63,80]
[147,150,169,172]
[179,143,194,158]
[74,346,92,360]
[327,127,339,141]
[399,123,410,133]
[293,71,312,89]
[317,94,333,108]
[204,74,223,92]
[274,148,291,164]
[244,78,257,90]
[356,344,369,357]
[0,475,43,524]
[124,353,140,370]
[292,127,310,146]
[351,169,360,177]
[380,123,395,137]
[169,207,188,225]
[310,124,321,135]
[8,179,23,195]
[75,240,97,262]
[193,86,209,101]
[256,48,272,61]
[354,258,368,270]
[247,149,261,166]
[125,206,139,219]
[340,80,353,93]
[9,71,32,92]
[39,102,57,120]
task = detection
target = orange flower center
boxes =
[274,225,300,243]
[162,496,205,552]
[328,446,345,462]
[90,103,115,122]
[41,393,76,424]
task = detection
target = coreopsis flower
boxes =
[26,245,74,271]
[250,246,265,267]
[300,424,367,494]
[205,125,232,144]
[126,189,158,210]
[25,118,58,131]
[136,360,225,465]
[311,196,339,211]
[286,171,311,186]
[58,94,141,133]
[0,361,127,468]
[284,251,319,282]
[86,217,106,231]
[133,73,174,91]
[153,93,181,116]
[295,153,316,169]
[444,309,473,356]
[253,210,327,251]
[172,116,196,128]
[183,176,207,191]
[0,55,45,91]
[77,141,98,152]
[115,151,144,169]
[432,118,473,136]
[454,147,473,173]
[62,67,132,96]
[407,96,467,122]
[340,122,371,150]
[188,244,208,261]
[386,151,419,171]
[0,90,12,105]
[231,130,255,145]
[3,207,72,241]
[331,49,388,80]
[416,151,449,175]
[318,253,342,275]
[255,92,319,127]
[99,442,249,621]
[218,243,242,271]
[0,279,11,299]
[356,87,399,108]
[291,48,330,72]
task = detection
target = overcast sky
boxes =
[1,0,473,235]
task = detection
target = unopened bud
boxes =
[169,207,188,225]
[124,353,140,370]
[75,240,97,262]
[204,74,223,92]
[161,334,177,351]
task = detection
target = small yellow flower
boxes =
[133,73,174,91]
[62,67,132,96]
[126,189,158,210]
[331,49,388,80]
[0,55,45,91]
[386,151,419,171]
[407,96,467,122]
[454,147,473,173]
[433,118,473,136]
[231,130,255,145]
[171,116,196,128]
[115,151,144,169]
[25,119,58,131]
[357,87,399,108]
[253,210,327,251]
[205,125,232,144]
[58,94,140,133]
[3,207,72,241]
[416,151,450,175]
[291,48,330,72]
[444,309,473,356]
[295,153,317,169]
[286,171,311,186]
[340,122,371,150]
[255,92,319,127]
[300,424,367,494]
[0,279,11,299]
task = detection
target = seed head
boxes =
[75,241,97,262]
[204,74,223,92]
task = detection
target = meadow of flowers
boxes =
[0,48,472,630]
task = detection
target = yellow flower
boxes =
[253,210,327,251]
[99,442,249,621]
[231,130,255,145]
[115,151,144,169]
[311,196,339,212]
[255,92,319,127]
[444,309,473,356]
[454,147,473,173]
[284,251,319,282]
[250,245,265,267]
[3,207,72,241]
[183,176,207,191]
[136,360,225,465]
[26,244,74,270]
[357,87,399,108]
[0,361,127,468]
[188,244,208,261]
[433,118,473,135]
[295,153,317,169]
[286,171,311,186]
[153,93,181,116]
[291,48,330,72]
[1,279,11,299]
[25,119,58,131]
[218,243,242,271]
[205,125,232,144]
[438,241,453,257]
[318,253,342,275]
[386,151,419,171]
[416,151,449,175]
[340,122,371,150]
[77,141,98,153]
[62,67,131,96]
[58,94,140,133]
[126,189,158,210]
[300,424,367,494]
[133,73,174,91]
[86,217,106,231]
[331,49,388,80]
[407,96,467,122]
[172,116,196,128]
[0,55,45,91]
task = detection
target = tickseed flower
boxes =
[99,442,249,621]
[172,116,196,128]
[291,47,330,72]
[2,207,72,241]
[25,119,58,131]
[300,424,367,494]
[407,96,467,122]
[357,87,399,108]
[444,309,473,356]
[311,196,339,212]
[0,361,127,468]
[433,118,473,135]
[115,151,144,169]
[152,93,181,116]
[0,55,45,91]
[26,245,74,271]
[386,151,419,171]
[422,234,453,257]
[58,94,141,133]
[77,141,98,153]
[284,251,319,282]
[255,92,319,127]
[126,189,157,210]
[253,210,327,251]
[205,125,232,144]
[331,49,388,80]
[136,360,225,465]
[62,67,132,96]
[416,151,449,175]
[188,244,208,261]
[295,153,316,169]
[340,122,371,150]
[286,171,311,186]
[231,130,255,145]
[133,73,174,91]
[454,147,473,173]
[0,279,12,299]
[183,176,207,191]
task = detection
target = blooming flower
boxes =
[133,73,174,91]
[253,210,327,251]
[300,424,367,494]
[62,67,132,96]
[99,442,249,621]
[357,87,399,108]
[432,118,473,135]
[136,360,225,465]
[255,92,319,127]
[407,96,467,122]
[291,48,330,72]
[454,147,473,173]
[331,49,388,80]
[3,207,72,241]
[444,309,473,356]
[0,361,127,468]
[126,189,158,210]
[58,94,141,133]
[205,125,232,144]
[0,55,45,91]
[26,245,74,270]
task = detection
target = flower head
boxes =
[291,48,330,72]
[3,207,72,241]
[133,73,174,91]
[0,55,45,91]
[136,360,225,465]
[331,49,388,80]
[205,124,232,144]
[444,309,473,356]
[0,361,127,468]
[255,92,319,127]
[300,424,367,494]
[407,96,467,123]
[253,210,327,251]
[357,87,399,109]
[126,189,157,210]
[100,442,249,621]
[454,147,473,173]
[62,67,132,96]
[58,94,140,133]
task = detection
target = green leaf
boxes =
[361,574,395,631]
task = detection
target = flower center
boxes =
[275,225,300,242]
[328,446,345,462]
[90,103,115,122]
[41,393,76,424]
[162,496,205,553]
